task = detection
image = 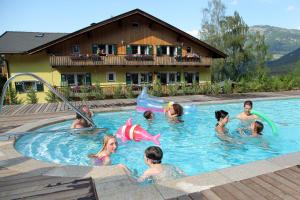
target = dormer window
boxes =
[132,22,139,27]
[72,45,80,54]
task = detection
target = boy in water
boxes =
[119,146,185,183]
[236,100,258,121]
[143,110,154,120]
[250,121,264,136]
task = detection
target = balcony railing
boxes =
[49,54,212,67]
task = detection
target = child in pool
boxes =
[238,121,264,137]
[119,146,185,183]
[71,113,89,129]
[215,110,229,135]
[88,134,118,166]
[236,100,259,122]
[143,110,154,120]
[165,103,184,122]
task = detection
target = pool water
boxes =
[15,98,300,177]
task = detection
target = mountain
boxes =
[249,25,300,59]
[266,47,300,74]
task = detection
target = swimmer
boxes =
[165,103,184,123]
[88,134,118,166]
[143,110,154,120]
[236,100,258,121]
[118,146,185,183]
[238,121,264,137]
[215,110,229,135]
[71,113,89,129]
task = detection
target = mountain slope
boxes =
[267,47,300,74]
[249,25,300,59]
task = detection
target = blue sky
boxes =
[1,0,300,36]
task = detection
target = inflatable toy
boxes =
[251,110,278,134]
[136,87,196,114]
[116,118,161,145]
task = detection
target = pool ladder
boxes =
[0,73,96,128]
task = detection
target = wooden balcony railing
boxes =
[49,54,212,67]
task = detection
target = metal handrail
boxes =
[0,73,96,128]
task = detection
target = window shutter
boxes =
[176,72,181,83]
[36,82,44,92]
[148,72,153,83]
[148,45,153,55]
[61,74,67,86]
[157,46,162,56]
[126,73,132,84]
[113,44,117,55]
[184,72,188,82]
[92,44,98,54]
[126,45,132,55]
[86,73,91,85]
[177,46,182,56]
[195,72,200,83]
[15,82,24,93]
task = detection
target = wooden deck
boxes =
[168,165,300,200]
[0,167,98,200]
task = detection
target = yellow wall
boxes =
[6,52,211,103]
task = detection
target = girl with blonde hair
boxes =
[88,134,118,166]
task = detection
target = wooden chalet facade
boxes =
[0,9,226,103]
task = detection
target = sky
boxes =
[1,0,300,37]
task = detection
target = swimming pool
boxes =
[15,98,300,177]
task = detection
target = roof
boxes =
[0,31,68,54]
[0,9,226,58]
[27,9,226,58]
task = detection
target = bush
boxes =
[26,89,38,104]
[113,85,123,99]
[125,85,135,98]
[167,84,178,96]
[80,86,89,101]
[211,83,222,95]
[6,88,23,105]
[151,81,163,97]
[92,84,105,100]
[223,80,233,94]
[45,90,58,103]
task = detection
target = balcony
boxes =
[49,54,212,67]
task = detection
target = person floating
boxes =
[88,134,118,166]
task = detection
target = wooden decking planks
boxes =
[0,167,98,200]
[167,165,300,200]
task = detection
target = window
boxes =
[72,45,80,54]
[61,73,91,86]
[107,72,116,82]
[15,81,44,93]
[126,72,152,85]
[157,72,180,84]
[131,45,138,54]
[187,47,192,53]
[92,44,116,55]
[169,46,175,56]
[184,72,199,84]
[157,45,177,56]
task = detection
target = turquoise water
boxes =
[15,98,300,177]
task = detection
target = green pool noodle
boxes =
[251,110,278,134]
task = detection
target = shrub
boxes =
[167,84,178,96]
[45,90,58,103]
[80,85,89,101]
[211,83,222,95]
[125,85,135,98]
[151,81,163,97]
[113,85,123,99]
[6,88,23,105]
[223,80,233,94]
[26,89,38,104]
[92,84,105,100]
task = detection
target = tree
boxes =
[201,0,226,49]
[201,0,270,81]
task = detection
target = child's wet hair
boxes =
[215,110,228,121]
[143,111,153,119]
[173,103,183,116]
[254,121,264,135]
[145,146,163,164]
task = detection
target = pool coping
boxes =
[1,95,300,199]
